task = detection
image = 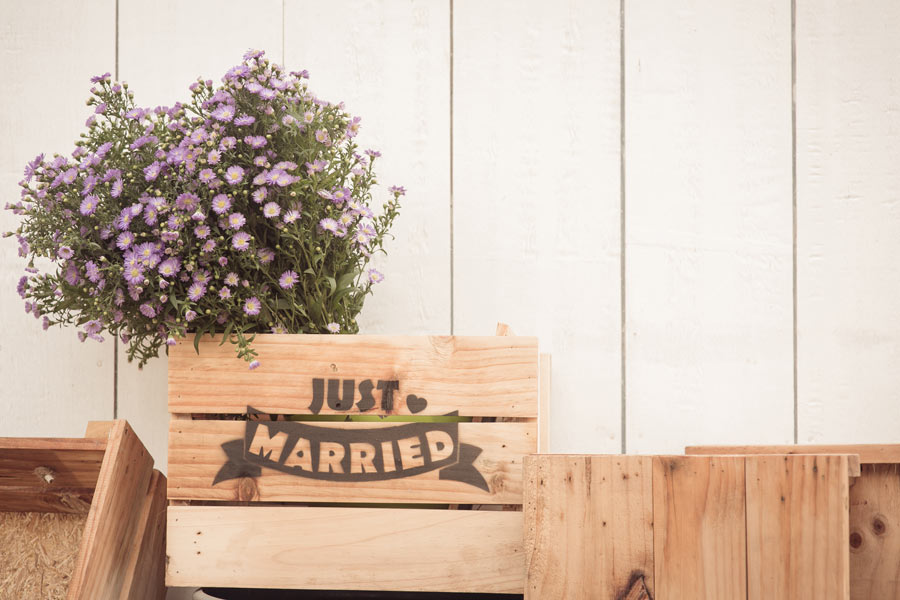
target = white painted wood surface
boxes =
[116,0,284,472]
[453,0,622,453]
[0,0,115,438]
[624,0,794,453]
[796,0,900,444]
[284,0,451,336]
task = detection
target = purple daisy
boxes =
[111,178,124,198]
[194,224,211,239]
[224,272,239,287]
[139,303,157,318]
[326,322,340,333]
[278,270,298,289]
[199,168,216,184]
[218,287,232,299]
[283,209,300,224]
[243,135,267,149]
[243,297,261,316]
[212,104,236,122]
[234,115,256,126]
[252,187,267,204]
[158,258,181,278]
[262,202,281,218]
[123,264,144,284]
[187,282,206,301]
[232,232,251,251]
[116,231,135,250]
[211,194,231,214]
[80,195,99,216]
[58,245,74,259]
[319,218,338,234]
[228,212,246,229]
[367,269,384,284]
[224,165,245,185]
[207,149,222,165]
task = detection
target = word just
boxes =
[309,378,427,414]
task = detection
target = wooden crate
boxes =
[0,420,167,600]
[524,453,861,600]
[166,333,549,593]
[687,444,900,599]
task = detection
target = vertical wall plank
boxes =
[745,455,850,599]
[524,455,654,599]
[796,1,900,444]
[625,1,793,453]
[0,0,115,437]
[285,0,451,337]
[117,0,284,471]
[653,456,747,599]
[454,0,621,453]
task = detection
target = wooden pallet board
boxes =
[168,334,539,417]
[524,454,855,600]
[167,505,525,593]
[523,455,653,599]
[745,454,850,599]
[687,444,900,465]
[168,419,536,504]
[653,456,747,600]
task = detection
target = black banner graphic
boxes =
[213,408,490,493]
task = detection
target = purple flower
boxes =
[262,202,281,218]
[243,135,267,149]
[207,149,222,165]
[123,264,144,284]
[332,187,350,204]
[139,303,157,318]
[367,269,384,284]
[176,192,200,212]
[111,178,124,198]
[80,195,99,215]
[257,247,275,264]
[283,209,300,224]
[201,239,216,252]
[314,130,329,144]
[219,136,237,151]
[232,232,251,251]
[194,224,211,239]
[248,360,260,370]
[199,168,216,184]
[224,272,239,287]
[85,261,102,282]
[62,168,77,185]
[58,245,74,259]
[42,317,50,330]
[166,337,177,346]
[211,194,231,214]
[252,187,267,203]
[218,287,232,300]
[187,282,206,301]
[212,104,236,122]
[185,309,197,322]
[279,270,298,289]
[319,218,338,234]
[326,322,340,333]
[91,72,111,83]
[234,115,256,126]
[16,276,27,299]
[243,297,261,316]
[228,212,246,229]
[259,88,276,101]
[85,319,103,335]
[224,165,245,185]
[389,185,407,196]
[158,258,181,277]
[95,103,107,114]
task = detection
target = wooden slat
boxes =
[166,506,524,592]
[849,464,900,600]
[538,354,551,453]
[68,421,154,599]
[168,419,535,504]
[686,450,860,478]
[169,335,539,417]
[523,455,653,599]
[120,470,167,600]
[688,444,900,465]
[652,456,747,599]
[745,455,850,600]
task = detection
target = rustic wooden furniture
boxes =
[524,453,860,599]
[687,444,900,600]
[166,333,550,593]
[0,420,167,600]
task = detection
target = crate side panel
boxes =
[524,455,654,599]
[168,335,539,417]
[849,464,900,600]
[166,506,524,593]
[168,419,535,504]
[652,455,747,599]
[745,454,850,600]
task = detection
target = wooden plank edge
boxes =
[120,469,167,600]
[685,451,860,477]
[687,444,900,465]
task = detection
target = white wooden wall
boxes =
[4,0,900,466]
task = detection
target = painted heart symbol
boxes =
[406,394,428,414]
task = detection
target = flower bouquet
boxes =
[7,50,403,369]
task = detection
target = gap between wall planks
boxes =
[524,454,853,600]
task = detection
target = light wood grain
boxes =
[169,335,539,417]
[849,464,900,600]
[538,354,551,453]
[745,455,850,599]
[625,0,793,453]
[166,505,524,593]
[120,469,167,600]
[652,455,746,599]
[453,0,621,453]
[68,421,154,599]
[688,443,899,465]
[524,455,653,599]
[168,419,535,504]
[796,0,900,445]
[0,0,115,440]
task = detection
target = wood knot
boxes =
[872,516,887,536]
[236,477,260,502]
[34,466,55,485]
[849,531,863,549]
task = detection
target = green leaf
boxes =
[219,321,234,346]
[192,330,203,355]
